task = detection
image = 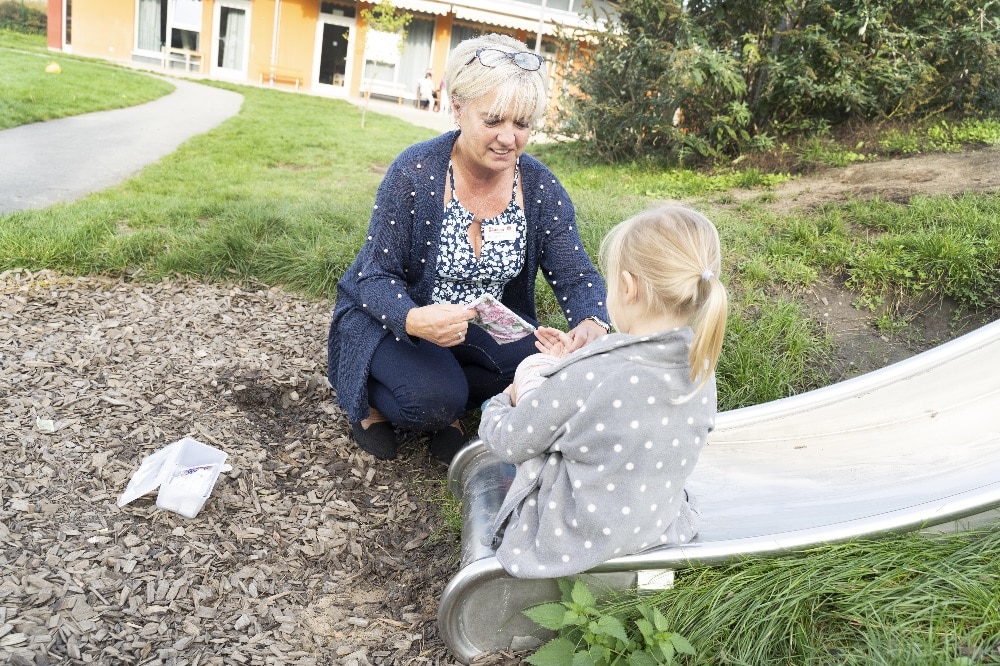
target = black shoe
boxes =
[429,426,468,464]
[351,421,398,460]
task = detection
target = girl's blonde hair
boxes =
[445,33,548,125]
[599,205,728,393]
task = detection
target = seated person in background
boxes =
[479,204,729,578]
[417,70,435,110]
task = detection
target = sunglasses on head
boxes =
[465,48,544,72]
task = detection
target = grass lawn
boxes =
[0,30,173,129]
[2,35,999,663]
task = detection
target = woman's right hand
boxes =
[405,304,477,347]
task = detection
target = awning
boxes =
[368,0,607,34]
[373,0,450,16]
[452,5,557,35]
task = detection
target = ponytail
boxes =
[688,270,728,389]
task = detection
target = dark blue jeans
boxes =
[367,315,540,432]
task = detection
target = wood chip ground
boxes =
[0,269,527,665]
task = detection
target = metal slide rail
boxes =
[439,319,1000,662]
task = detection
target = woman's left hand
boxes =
[565,318,607,352]
[534,326,573,358]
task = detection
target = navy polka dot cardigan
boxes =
[327,130,609,424]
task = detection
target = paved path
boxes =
[0,78,243,215]
[350,94,455,135]
[0,76,472,216]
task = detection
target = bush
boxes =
[553,0,1000,163]
[551,1,768,163]
[0,1,46,35]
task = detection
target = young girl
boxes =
[478,205,728,578]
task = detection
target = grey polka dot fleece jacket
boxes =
[326,130,609,424]
[479,328,714,579]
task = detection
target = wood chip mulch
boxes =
[0,269,527,665]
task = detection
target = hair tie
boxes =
[701,269,714,282]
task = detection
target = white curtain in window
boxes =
[363,59,395,83]
[448,24,480,52]
[220,7,245,69]
[398,17,433,90]
[137,0,163,51]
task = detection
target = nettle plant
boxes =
[524,579,696,665]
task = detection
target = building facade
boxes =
[45,0,606,103]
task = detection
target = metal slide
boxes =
[439,319,1000,662]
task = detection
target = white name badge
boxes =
[483,223,519,243]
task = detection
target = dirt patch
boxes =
[720,144,999,378]
[730,144,1000,212]
[795,276,990,381]
[1,147,998,666]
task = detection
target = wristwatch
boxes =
[584,315,612,334]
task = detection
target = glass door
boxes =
[211,0,251,80]
[62,0,72,51]
[314,13,355,95]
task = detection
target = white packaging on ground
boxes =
[117,437,229,519]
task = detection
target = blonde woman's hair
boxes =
[445,33,548,125]
[599,205,728,394]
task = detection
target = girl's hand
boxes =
[534,326,573,357]
[405,304,477,347]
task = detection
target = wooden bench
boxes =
[259,65,302,91]
[162,46,203,73]
[363,79,418,106]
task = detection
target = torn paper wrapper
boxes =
[467,293,536,344]
[118,437,229,519]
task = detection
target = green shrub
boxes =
[554,0,1000,163]
[0,1,46,35]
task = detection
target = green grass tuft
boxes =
[637,524,1000,664]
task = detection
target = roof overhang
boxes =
[370,0,610,35]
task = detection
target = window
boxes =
[217,5,246,69]
[64,0,72,45]
[136,0,202,58]
[397,17,433,92]
[171,29,199,51]
[137,0,166,52]
[449,24,481,51]
[363,16,434,90]
[171,0,201,51]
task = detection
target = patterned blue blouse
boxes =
[432,159,527,305]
